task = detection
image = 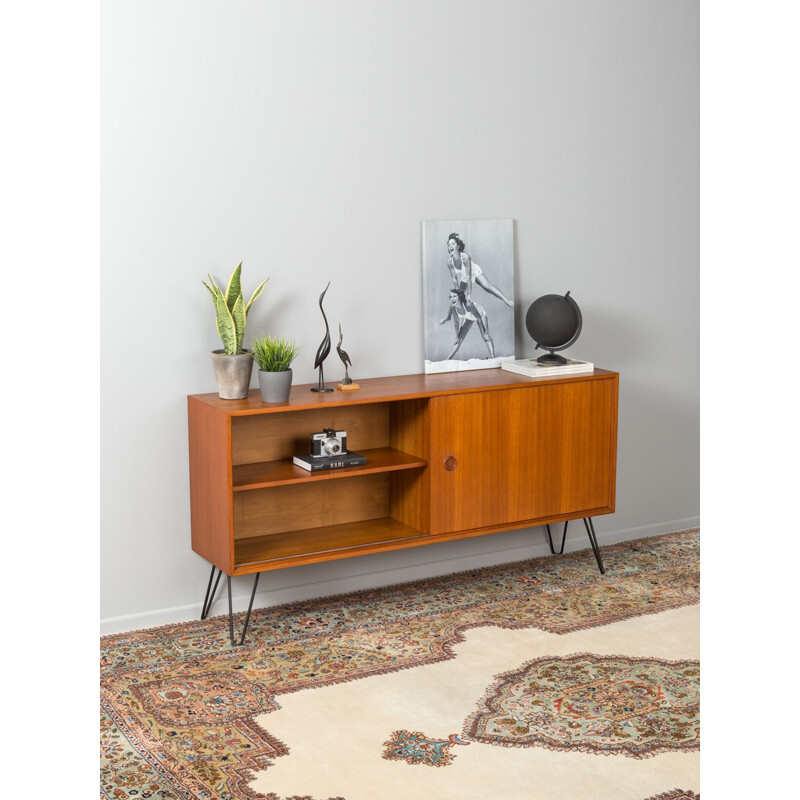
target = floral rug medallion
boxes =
[382,730,470,767]
[464,653,700,757]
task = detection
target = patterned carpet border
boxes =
[102,527,699,671]
[100,528,699,800]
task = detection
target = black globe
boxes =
[525,292,582,364]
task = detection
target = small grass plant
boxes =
[251,334,301,372]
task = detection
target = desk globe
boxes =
[525,291,583,364]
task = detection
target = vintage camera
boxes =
[310,428,347,458]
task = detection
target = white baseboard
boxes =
[100,516,699,636]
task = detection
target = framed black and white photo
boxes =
[421,219,516,373]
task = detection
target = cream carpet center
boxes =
[250,605,699,799]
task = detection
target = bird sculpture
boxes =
[311,282,333,392]
[336,323,353,385]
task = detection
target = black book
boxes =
[292,451,367,472]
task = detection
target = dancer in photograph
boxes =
[439,288,485,359]
[443,233,513,359]
[446,232,514,309]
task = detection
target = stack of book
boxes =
[292,451,367,472]
[501,358,594,378]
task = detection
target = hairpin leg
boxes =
[545,520,569,555]
[201,565,223,619]
[583,517,606,574]
[227,573,261,647]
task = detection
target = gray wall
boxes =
[100,0,698,630]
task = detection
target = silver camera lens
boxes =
[323,439,341,456]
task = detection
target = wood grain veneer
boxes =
[234,474,390,539]
[389,398,431,532]
[189,368,617,416]
[429,379,617,533]
[188,397,234,573]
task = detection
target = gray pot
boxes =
[211,350,254,399]
[258,369,293,403]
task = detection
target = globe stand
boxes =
[536,349,569,365]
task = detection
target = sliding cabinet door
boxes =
[429,378,617,534]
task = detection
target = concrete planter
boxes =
[258,369,293,403]
[211,350,254,399]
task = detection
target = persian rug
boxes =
[100,527,700,800]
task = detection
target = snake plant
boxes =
[202,262,269,355]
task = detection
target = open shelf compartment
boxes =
[233,517,427,572]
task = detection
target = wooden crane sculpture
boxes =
[334,323,359,391]
[311,282,333,392]
[336,323,353,385]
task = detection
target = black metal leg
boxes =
[227,573,261,647]
[545,519,569,555]
[583,517,606,575]
[201,565,223,620]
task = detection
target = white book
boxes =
[501,358,594,378]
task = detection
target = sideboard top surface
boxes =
[189,367,618,416]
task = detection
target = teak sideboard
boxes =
[188,367,619,644]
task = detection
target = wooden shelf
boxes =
[232,447,427,491]
[234,517,426,570]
